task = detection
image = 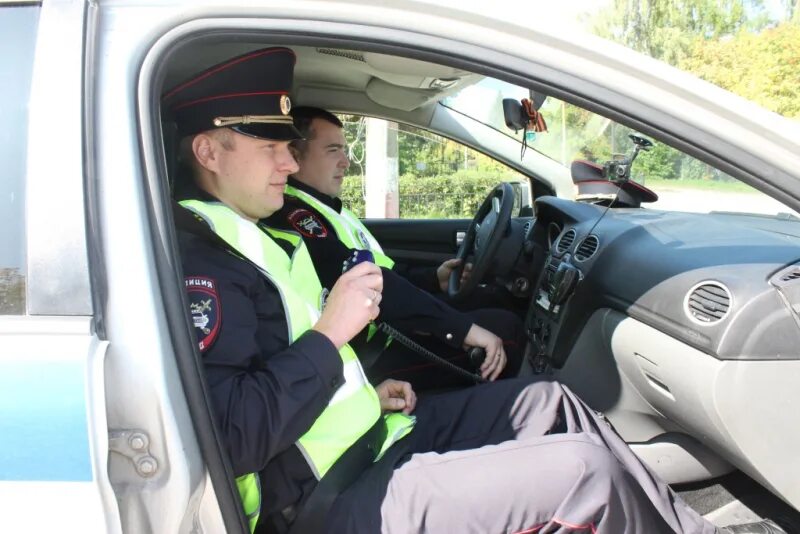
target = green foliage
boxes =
[680,22,800,118]
[0,268,25,314]
[340,170,519,219]
[585,1,799,183]
[342,117,518,179]
[591,0,799,120]
[633,142,680,181]
[338,117,527,218]
[593,0,769,66]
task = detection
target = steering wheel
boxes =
[448,182,514,303]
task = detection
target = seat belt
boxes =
[285,417,386,534]
[350,328,390,369]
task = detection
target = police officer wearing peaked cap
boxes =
[165,46,776,534]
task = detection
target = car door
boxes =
[0,1,120,531]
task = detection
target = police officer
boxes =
[166,47,782,534]
[266,106,525,390]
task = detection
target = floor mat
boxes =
[675,471,800,533]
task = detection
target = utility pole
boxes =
[364,118,399,218]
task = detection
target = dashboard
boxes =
[509,196,800,507]
[522,196,800,367]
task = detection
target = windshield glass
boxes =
[442,78,799,219]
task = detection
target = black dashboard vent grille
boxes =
[523,220,533,239]
[781,269,800,282]
[556,229,576,254]
[686,283,731,324]
[574,235,599,262]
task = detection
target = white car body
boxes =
[2,0,799,532]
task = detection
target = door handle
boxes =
[456,231,466,246]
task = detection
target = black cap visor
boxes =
[232,123,302,141]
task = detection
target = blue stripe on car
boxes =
[0,360,92,481]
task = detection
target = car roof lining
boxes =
[162,43,478,124]
[156,35,568,196]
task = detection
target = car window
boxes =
[339,115,531,219]
[0,4,39,314]
[443,77,799,220]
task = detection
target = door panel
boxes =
[364,218,471,267]
[0,317,120,532]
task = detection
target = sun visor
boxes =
[363,52,463,77]
[365,77,439,111]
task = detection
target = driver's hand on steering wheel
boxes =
[436,258,473,293]
[463,324,507,381]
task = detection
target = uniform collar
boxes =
[176,182,296,254]
[288,176,343,213]
[174,181,218,203]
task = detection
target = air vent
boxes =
[555,229,576,254]
[781,269,800,282]
[315,48,366,62]
[574,235,599,262]
[523,220,533,239]
[685,282,731,325]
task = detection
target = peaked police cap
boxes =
[162,47,302,141]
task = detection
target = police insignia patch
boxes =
[185,277,221,352]
[288,209,328,238]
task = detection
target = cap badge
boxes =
[280,95,292,115]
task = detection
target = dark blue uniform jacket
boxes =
[176,189,472,520]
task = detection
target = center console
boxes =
[526,253,582,370]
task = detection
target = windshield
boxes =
[442,78,799,219]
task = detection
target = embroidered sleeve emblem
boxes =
[185,277,221,352]
[288,208,328,238]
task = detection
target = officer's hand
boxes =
[313,262,383,349]
[436,258,473,292]
[375,379,417,414]
[463,324,507,381]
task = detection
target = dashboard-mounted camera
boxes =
[603,134,653,182]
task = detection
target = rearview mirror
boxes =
[502,99,527,131]
[503,92,547,132]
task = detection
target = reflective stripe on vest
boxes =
[284,185,395,269]
[236,473,261,532]
[180,200,414,530]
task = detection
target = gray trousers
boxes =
[325,377,717,534]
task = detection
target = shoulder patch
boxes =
[288,208,328,238]
[357,230,372,249]
[185,277,221,352]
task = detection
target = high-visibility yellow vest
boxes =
[284,185,395,269]
[180,200,414,532]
